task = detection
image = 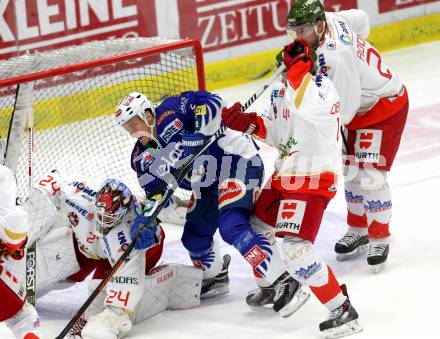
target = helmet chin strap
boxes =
[312,21,327,49]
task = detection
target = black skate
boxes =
[246,286,277,310]
[335,233,369,261]
[272,272,310,318]
[319,285,363,339]
[367,243,389,273]
[201,254,231,299]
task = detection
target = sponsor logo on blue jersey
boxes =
[159,118,183,143]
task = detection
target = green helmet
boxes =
[287,0,326,26]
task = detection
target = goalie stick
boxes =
[55,64,286,339]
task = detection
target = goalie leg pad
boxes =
[25,188,59,246]
[133,264,202,324]
[36,227,81,293]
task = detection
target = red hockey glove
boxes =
[283,39,314,71]
[221,102,259,135]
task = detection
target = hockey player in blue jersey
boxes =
[114,91,304,313]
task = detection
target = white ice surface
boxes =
[2,41,440,339]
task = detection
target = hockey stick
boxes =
[55,63,286,339]
[25,93,37,307]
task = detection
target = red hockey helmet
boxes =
[94,179,133,233]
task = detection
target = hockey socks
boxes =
[309,266,345,311]
[233,229,283,284]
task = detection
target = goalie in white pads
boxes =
[22,171,202,339]
[222,40,362,339]
[0,164,42,339]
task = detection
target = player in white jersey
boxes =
[19,171,202,339]
[222,39,362,339]
[0,165,42,339]
[285,0,409,271]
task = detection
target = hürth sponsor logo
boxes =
[276,200,306,234]
[354,129,382,164]
[0,0,155,59]
[244,245,268,268]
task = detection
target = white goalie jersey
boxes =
[32,171,164,313]
[23,170,202,334]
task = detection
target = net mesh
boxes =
[0,38,202,203]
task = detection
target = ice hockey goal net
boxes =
[0,37,204,206]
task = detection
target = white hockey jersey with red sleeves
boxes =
[252,66,341,198]
[35,171,164,313]
[316,10,406,128]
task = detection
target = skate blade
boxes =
[248,304,275,312]
[200,286,229,299]
[336,245,368,261]
[321,319,363,339]
[370,261,386,274]
[278,289,311,318]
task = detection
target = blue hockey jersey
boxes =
[130,91,258,195]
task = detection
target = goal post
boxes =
[0,37,205,204]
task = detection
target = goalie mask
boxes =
[115,92,155,126]
[94,178,134,234]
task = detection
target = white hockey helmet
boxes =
[115,92,155,126]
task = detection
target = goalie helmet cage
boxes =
[0,37,205,201]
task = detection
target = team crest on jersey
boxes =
[218,179,246,209]
[140,150,154,172]
[354,129,382,164]
[334,19,353,45]
[68,212,79,227]
[276,200,306,234]
[160,118,183,143]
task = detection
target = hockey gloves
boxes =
[131,215,159,250]
[221,102,259,135]
[130,200,159,250]
[283,39,314,70]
